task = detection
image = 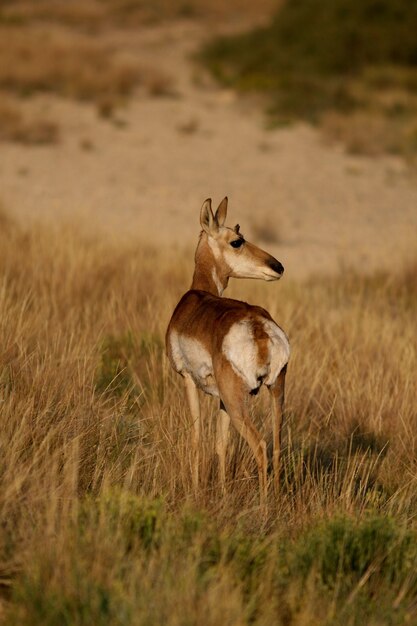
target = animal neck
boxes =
[191,237,229,296]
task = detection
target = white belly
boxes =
[169,330,219,396]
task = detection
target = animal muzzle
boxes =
[268,258,284,276]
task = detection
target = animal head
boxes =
[198,197,284,281]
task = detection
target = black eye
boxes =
[230,239,244,249]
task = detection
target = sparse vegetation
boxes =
[0,0,277,28]
[0,26,139,108]
[0,3,175,127]
[0,0,273,144]
[0,97,59,144]
[0,208,416,624]
[201,0,417,158]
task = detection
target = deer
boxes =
[165,197,290,506]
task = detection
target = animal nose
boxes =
[269,259,284,275]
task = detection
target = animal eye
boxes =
[230,239,244,249]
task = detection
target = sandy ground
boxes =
[1,20,416,279]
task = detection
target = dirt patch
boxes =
[0,18,416,279]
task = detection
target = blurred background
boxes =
[1,0,417,277]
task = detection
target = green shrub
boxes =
[6,503,417,626]
[201,0,417,121]
[82,490,165,550]
[95,330,163,398]
[95,332,137,397]
[289,514,417,591]
[8,580,129,626]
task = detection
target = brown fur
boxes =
[165,197,289,507]
[166,290,274,362]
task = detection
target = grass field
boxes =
[0,209,416,624]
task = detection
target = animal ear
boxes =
[200,198,217,234]
[214,196,228,227]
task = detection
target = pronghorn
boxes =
[166,197,290,505]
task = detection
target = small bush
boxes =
[82,490,165,550]
[95,332,138,397]
[289,514,417,591]
[95,331,163,398]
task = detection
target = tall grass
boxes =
[0,209,416,623]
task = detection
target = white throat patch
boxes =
[211,268,224,296]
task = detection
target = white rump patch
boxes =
[169,330,218,396]
[222,320,264,390]
[263,320,290,385]
[222,318,290,390]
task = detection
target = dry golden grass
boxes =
[0,207,416,623]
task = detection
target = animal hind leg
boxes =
[183,373,201,493]
[216,400,230,495]
[268,364,287,496]
[216,359,268,507]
